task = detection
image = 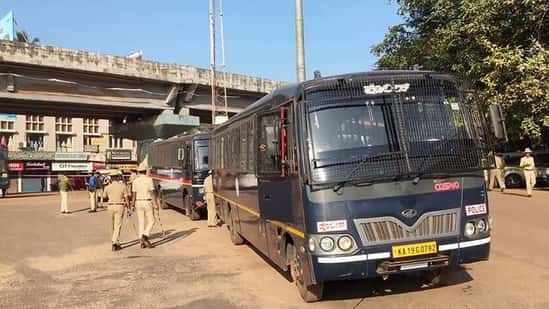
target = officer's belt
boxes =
[136,199,152,201]
[108,202,125,205]
[523,169,535,171]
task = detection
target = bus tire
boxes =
[228,207,244,245]
[290,244,323,302]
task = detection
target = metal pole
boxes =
[209,0,217,124]
[219,0,229,118]
[295,0,306,82]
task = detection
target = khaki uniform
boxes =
[58,175,70,213]
[105,181,127,244]
[204,174,216,226]
[520,156,536,196]
[132,175,155,237]
[489,155,506,190]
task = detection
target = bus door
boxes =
[257,106,297,268]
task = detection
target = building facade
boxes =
[0,113,137,193]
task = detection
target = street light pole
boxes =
[295,0,306,82]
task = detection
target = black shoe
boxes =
[88,209,96,213]
[142,235,153,248]
[112,243,122,251]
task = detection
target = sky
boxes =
[0,1,402,82]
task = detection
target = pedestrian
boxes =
[489,153,506,192]
[58,174,71,214]
[96,172,105,207]
[520,148,536,197]
[204,170,217,227]
[87,172,98,212]
[104,170,130,251]
[40,177,46,192]
[131,165,159,249]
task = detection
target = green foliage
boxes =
[373,0,549,142]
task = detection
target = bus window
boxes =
[258,113,281,174]
[195,144,209,171]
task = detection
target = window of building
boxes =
[83,118,99,135]
[26,115,45,132]
[26,133,44,151]
[56,135,73,152]
[0,119,15,132]
[55,117,72,133]
[109,136,124,149]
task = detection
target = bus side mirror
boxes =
[489,104,508,142]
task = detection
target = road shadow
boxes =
[323,266,473,301]
[2,192,59,199]
[150,228,198,248]
[503,192,531,198]
[245,241,293,282]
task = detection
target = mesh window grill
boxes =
[304,73,487,184]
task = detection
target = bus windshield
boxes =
[306,79,481,184]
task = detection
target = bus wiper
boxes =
[333,151,404,192]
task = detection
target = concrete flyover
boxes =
[0,41,283,139]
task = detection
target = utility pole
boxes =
[295,0,306,82]
[209,0,217,124]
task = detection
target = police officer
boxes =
[204,170,217,227]
[488,153,506,192]
[131,165,159,248]
[520,148,536,197]
[58,174,71,214]
[104,170,129,251]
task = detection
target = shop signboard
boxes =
[106,149,132,161]
[52,162,92,172]
[91,137,106,146]
[24,162,49,171]
[107,164,138,171]
[92,162,106,171]
[8,162,24,171]
[83,145,99,153]
[54,152,89,161]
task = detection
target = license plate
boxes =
[392,241,437,258]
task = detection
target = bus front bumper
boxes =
[312,236,490,282]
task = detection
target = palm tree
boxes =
[15,30,39,44]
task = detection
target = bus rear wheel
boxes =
[290,245,323,302]
[228,207,244,245]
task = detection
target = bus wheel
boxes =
[290,245,323,302]
[228,207,244,245]
[159,192,169,209]
[423,267,454,287]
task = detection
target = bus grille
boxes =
[354,209,460,245]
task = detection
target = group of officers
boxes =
[85,166,159,251]
[488,147,538,197]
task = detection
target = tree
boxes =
[15,30,39,44]
[373,0,549,146]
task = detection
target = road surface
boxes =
[1,189,548,308]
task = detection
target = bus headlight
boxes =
[464,222,476,237]
[337,236,353,251]
[308,238,316,252]
[476,219,487,233]
[319,237,335,252]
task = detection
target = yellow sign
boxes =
[91,137,105,146]
[392,241,437,258]
[107,164,138,171]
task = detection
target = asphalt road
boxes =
[0,188,548,309]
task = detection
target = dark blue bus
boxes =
[211,71,502,302]
[148,132,210,219]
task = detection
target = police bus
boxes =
[148,132,210,219]
[0,144,8,198]
[210,71,505,302]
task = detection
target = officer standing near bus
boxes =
[489,153,506,192]
[520,148,536,197]
[131,165,158,248]
[204,170,217,227]
[104,170,129,251]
